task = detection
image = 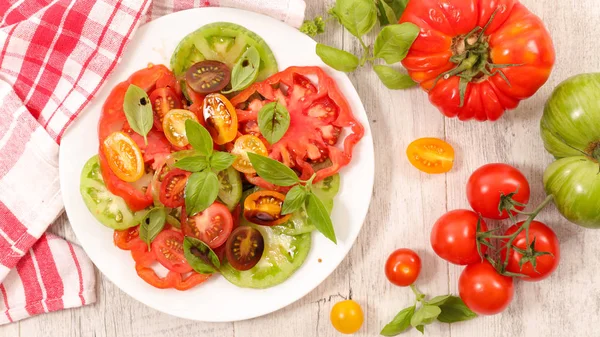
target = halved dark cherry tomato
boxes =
[151,230,192,274]
[225,226,264,271]
[162,109,199,147]
[181,203,234,248]
[159,169,191,208]
[244,190,291,226]
[213,205,242,262]
[102,131,145,182]
[186,60,231,94]
[203,93,238,145]
[149,87,182,131]
[231,135,268,174]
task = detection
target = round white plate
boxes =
[60,7,374,322]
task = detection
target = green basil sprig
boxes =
[123,84,153,144]
[373,65,416,90]
[223,46,261,94]
[316,44,360,73]
[185,170,219,216]
[374,23,419,64]
[183,236,220,274]
[380,286,477,336]
[247,153,337,244]
[258,102,291,144]
[185,119,213,157]
[139,207,167,249]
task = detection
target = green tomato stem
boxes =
[410,284,424,301]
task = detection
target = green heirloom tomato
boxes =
[541,73,600,228]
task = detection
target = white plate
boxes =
[59,7,374,322]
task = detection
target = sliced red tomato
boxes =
[156,70,182,97]
[126,129,173,169]
[230,66,364,189]
[186,83,206,105]
[159,168,190,208]
[151,230,192,273]
[181,203,233,249]
[149,87,182,131]
[114,226,143,250]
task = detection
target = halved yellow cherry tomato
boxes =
[406,138,455,174]
[162,109,199,147]
[203,93,238,145]
[244,190,291,226]
[330,300,364,334]
[102,131,145,182]
[231,135,268,174]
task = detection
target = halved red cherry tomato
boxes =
[149,87,181,131]
[162,109,199,147]
[231,67,364,189]
[151,230,192,273]
[102,131,145,182]
[181,203,233,248]
[159,169,191,208]
[213,205,241,262]
[225,226,264,271]
[203,93,238,145]
[231,135,268,174]
[114,226,143,250]
[244,190,291,226]
[186,61,231,94]
[406,138,454,174]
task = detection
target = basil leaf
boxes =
[415,325,424,334]
[184,171,219,215]
[139,207,166,249]
[306,193,337,244]
[247,152,300,186]
[315,44,359,73]
[282,185,308,215]
[223,46,260,94]
[258,102,291,144]
[166,214,181,229]
[333,0,378,37]
[380,305,415,336]
[123,84,153,144]
[210,151,236,172]
[410,305,441,328]
[437,296,477,323]
[376,0,397,26]
[426,295,451,306]
[183,236,220,274]
[174,155,210,172]
[374,23,419,64]
[185,120,213,156]
[373,65,416,89]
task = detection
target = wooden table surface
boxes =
[3,1,600,336]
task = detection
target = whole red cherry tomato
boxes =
[385,249,421,287]
[431,210,488,265]
[459,260,514,315]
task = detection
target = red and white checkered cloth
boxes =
[0,0,306,325]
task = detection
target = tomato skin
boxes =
[459,260,514,315]
[501,221,560,281]
[330,300,364,334]
[466,163,530,220]
[406,138,454,174]
[400,0,555,121]
[384,249,421,287]
[431,210,487,265]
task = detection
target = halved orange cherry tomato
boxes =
[151,230,192,274]
[102,131,145,182]
[225,226,264,271]
[203,93,238,145]
[231,135,268,174]
[159,169,190,208]
[162,109,199,147]
[244,190,291,226]
[406,138,455,174]
[149,87,181,131]
[181,203,234,249]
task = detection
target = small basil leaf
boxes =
[184,171,219,215]
[373,65,416,89]
[410,305,441,328]
[210,151,236,172]
[174,156,210,172]
[185,119,213,156]
[374,23,420,64]
[183,236,220,274]
[376,0,397,26]
[316,44,359,73]
[415,325,424,334]
[426,295,451,307]
[258,102,291,144]
[247,152,300,186]
[333,0,378,37]
[123,84,153,144]
[380,305,415,336]
[139,207,166,249]
[437,296,477,323]
[165,214,181,229]
[223,46,260,94]
[384,0,409,21]
[306,193,337,244]
[282,185,308,215]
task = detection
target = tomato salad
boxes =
[80,22,364,290]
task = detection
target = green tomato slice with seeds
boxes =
[217,166,243,211]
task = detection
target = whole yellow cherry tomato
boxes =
[330,300,364,334]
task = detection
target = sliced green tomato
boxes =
[275,207,316,236]
[312,174,340,214]
[220,217,311,289]
[217,166,243,211]
[170,22,278,98]
[80,156,145,230]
